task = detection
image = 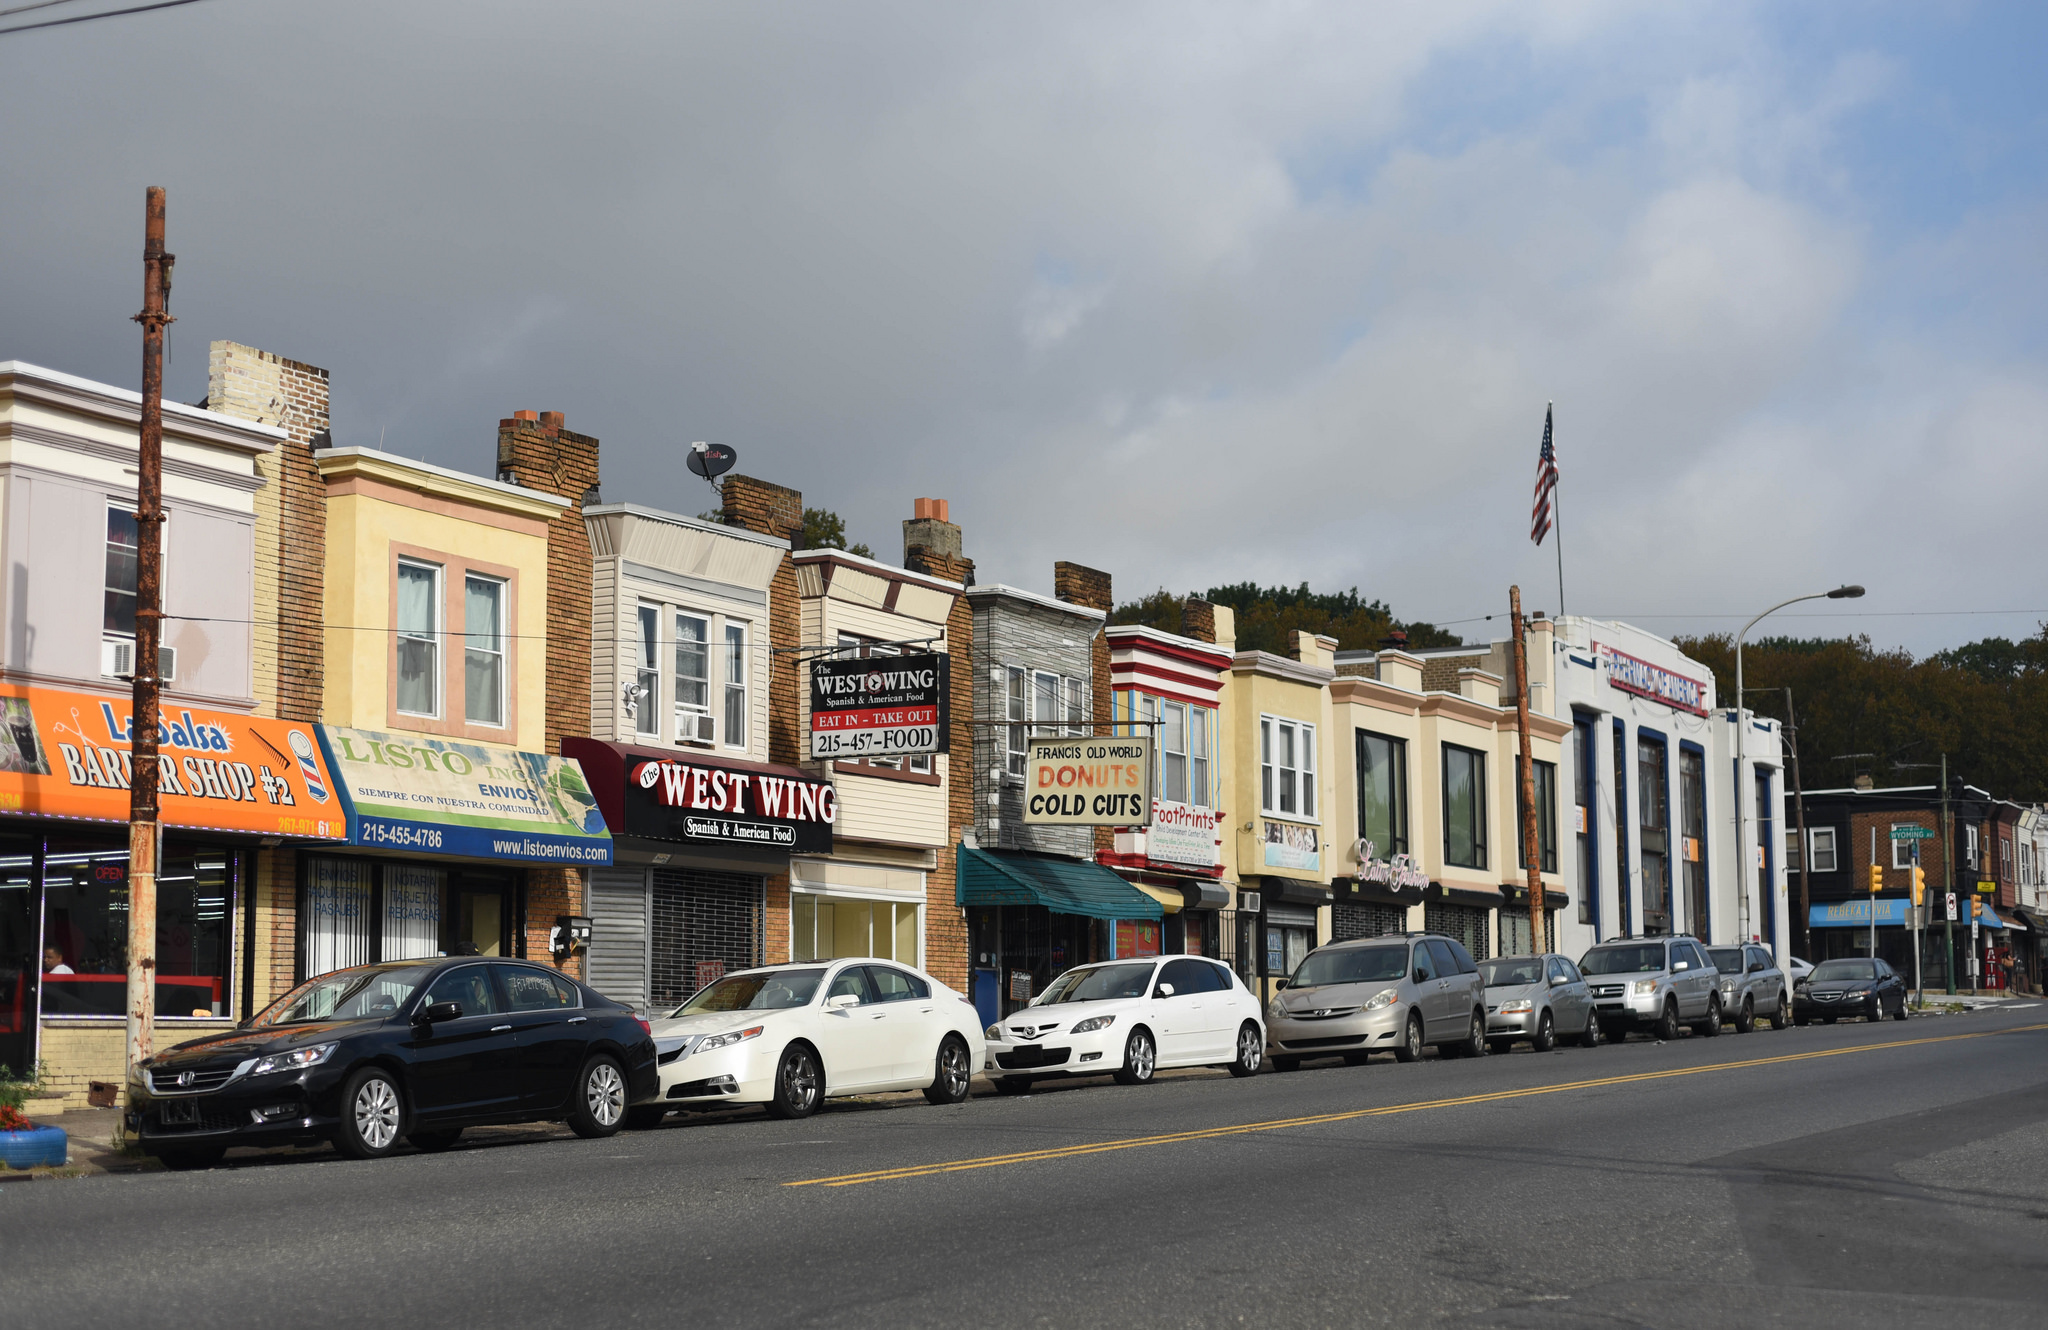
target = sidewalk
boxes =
[1908,991,2043,1013]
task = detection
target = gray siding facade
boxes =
[968,585,1103,860]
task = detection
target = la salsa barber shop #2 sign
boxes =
[1024,735,1153,825]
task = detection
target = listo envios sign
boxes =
[809,652,949,760]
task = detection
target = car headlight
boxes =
[251,1043,337,1077]
[985,1024,1002,1040]
[1718,979,1734,992]
[1844,989,1870,999]
[1498,1000,1534,1014]
[697,1025,764,1052]
[1362,988,1401,1011]
[1630,979,1660,995]
[1071,1015,1115,1034]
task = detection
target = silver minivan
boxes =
[1266,933,1489,1068]
[1579,935,1722,1041]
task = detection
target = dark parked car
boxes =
[127,958,658,1169]
[1792,957,1909,1025]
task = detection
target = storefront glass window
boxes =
[304,856,372,977]
[40,838,232,1017]
[791,893,921,966]
[0,832,37,1075]
[383,864,445,961]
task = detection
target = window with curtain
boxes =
[1357,731,1408,858]
[1260,716,1316,818]
[382,863,445,960]
[1442,744,1487,869]
[675,613,710,734]
[723,622,747,748]
[396,561,440,716]
[634,604,660,735]
[304,856,372,978]
[463,574,504,725]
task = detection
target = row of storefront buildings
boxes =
[6,341,2037,1105]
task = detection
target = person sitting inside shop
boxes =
[43,945,73,975]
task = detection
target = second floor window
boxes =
[1357,731,1408,858]
[1161,702,1186,804]
[1005,665,1027,776]
[396,561,440,717]
[723,622,747,748]
[1261,716,1315,819]
[1518,758,1558,874]
[463,575,505,726]
[1033,671,1062,737]
[1443,743,1487,870]
[1809,826,1838,873]
[634,605,660,735]
[676,613,710,734]
[104,506,140,637]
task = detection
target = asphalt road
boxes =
[5,1006,2047,1329]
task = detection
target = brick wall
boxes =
[905,528,975,994]
[720,476,804,765]
[207,341,327,721]
[1182,596,1216,644]
[495,410,600,973]
[1054,562,1115,858]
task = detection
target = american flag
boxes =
[1531,404,1558,546]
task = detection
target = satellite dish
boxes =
[687,442,737,480]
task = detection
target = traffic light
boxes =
[1868,863,1884,895]
[1910,864,1926,906]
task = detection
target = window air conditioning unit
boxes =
[102,639,175,682]
[1239,891,1261,913]
[678,711,716,744]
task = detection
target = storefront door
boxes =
[0,832,36,1076]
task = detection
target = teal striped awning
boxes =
[956,846,1163,921]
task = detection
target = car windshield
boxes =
[1579,945,1666,975]
[673,969,826,1014]
[1042,962,1156,1003]
[251,966,435,1027]
[1289,946,1409,988]
[1480,958,1546,987]
[1708,948,1745,974]
[1811,960,1877,981]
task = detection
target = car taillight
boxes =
[636,1018,652,1036]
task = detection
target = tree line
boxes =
[1111,583,1463,655]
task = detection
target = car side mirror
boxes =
[1273,979,1288,991]
[1673,961,1689,972]
[1414,969,1429,984]
[827,993,861,1010]
[1156,982,1176,998]
[1549,974,1566,987]
[417,1000,462,1024]
[1749,961,1765,973]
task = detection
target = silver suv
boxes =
[1266,933,1488,1068]
[1578,935,1722,1042]
[1706,943,1789,1033]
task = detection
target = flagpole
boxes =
[1550,400,1565,621]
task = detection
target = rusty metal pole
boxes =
[1510,587,1543,952]
[126,186,174,1084]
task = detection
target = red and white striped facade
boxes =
[1102,625,1232,880]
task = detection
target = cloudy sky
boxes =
[2,1,2043,654]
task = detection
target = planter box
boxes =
[0,1125,69,1170]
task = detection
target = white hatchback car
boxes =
[630,959,985,1124]
[982,956,1265,1092]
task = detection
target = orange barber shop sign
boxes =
[0,685,345,839]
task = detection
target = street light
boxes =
[1735,584,1864,949]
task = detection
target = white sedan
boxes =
[982,955,1265,1092]
[629,959,985,1124]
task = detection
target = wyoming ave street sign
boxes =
[809,653,950,759]
[1890,825,1936,840]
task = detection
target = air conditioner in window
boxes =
[677,710,716,744]
[1238,891,1261,913]
[101,639,176,682]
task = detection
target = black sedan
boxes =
[1792,957,1909,1025]
[127,957,658,1169]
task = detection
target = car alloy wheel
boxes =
[1870,999,1884,1024]
[1114,1028,1156,1085]
[1229,1023,1264,1078]
[1736,997,1755,1034]
[1467,1011,1487,1057]
[1532,1011,1555,1053]
[1699,996,1722,1037]
[1894,997,1910,1022]
[769,1045,823,1119]
[1770,992,1789,1030]
[1394,1013,1424,1063]
[338,1070,403,1159]
[1654,999,1678,1042]
[1582,1010,1602,1048]
[924,1037,972,1105]
[586,1062,625,1126]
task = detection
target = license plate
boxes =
[159,1100,200,1126]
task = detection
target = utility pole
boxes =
[127,186,173,1084]
[1785,688,1810,960]
[1510,587,1543,953]
[1942,754,1954,996]
[1868,824,1877,960]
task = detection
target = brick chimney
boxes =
[721,475,805,547]
[904,497,973,586]
[1181,595,1216,644]
[495,409,599,758]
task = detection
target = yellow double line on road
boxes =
[787,1022,2048,1188]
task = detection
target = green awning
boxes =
[957,846,1163,921]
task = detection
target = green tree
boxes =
[802,507,873,559]
[1109,582,1461,653]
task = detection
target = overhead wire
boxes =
[0,0,209,37]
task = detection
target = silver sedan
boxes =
[1481,953,1600,1052]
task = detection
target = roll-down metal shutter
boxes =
[587,868,651,1012]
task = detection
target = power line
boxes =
[0,0,207,37]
